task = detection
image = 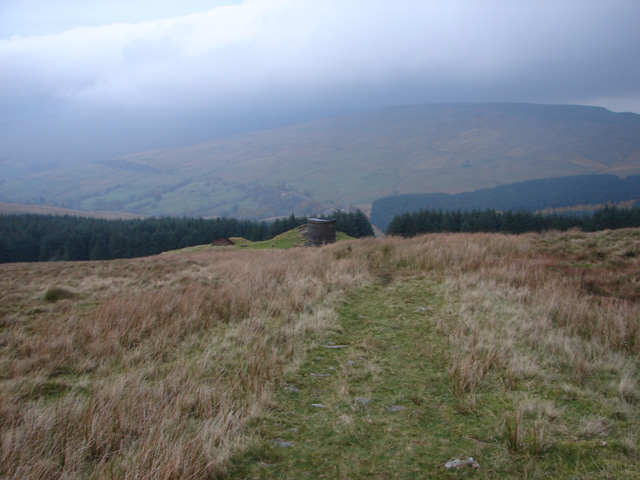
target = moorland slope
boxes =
[2,229,639,478]
[2,103,639,219]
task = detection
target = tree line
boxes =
[386,206,640,237]
[0,210,374,263]
[326,210,375,238]
[371,174,640,231]
[254,210,374,240]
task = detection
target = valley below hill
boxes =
[2,103,640,219]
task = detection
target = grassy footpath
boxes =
[232,279,451,478]
[231,275,640,479]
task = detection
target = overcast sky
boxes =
[1,0,639,162]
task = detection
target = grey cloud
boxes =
[2,1,640,112]
[1,0,640,165]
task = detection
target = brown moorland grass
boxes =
[1,249,371,478]
[1,229,638,478]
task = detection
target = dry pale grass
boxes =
[343,231,639,456]
[346,231,639,357]
[1,228,638,478]
[0,248,371,479]
[447,346,502,412]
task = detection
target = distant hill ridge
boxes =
[1,103,639,219]
[0,202,147,220]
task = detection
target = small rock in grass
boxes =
[385,405,406,412]
[283,383,300,393]
[271,439,294,448]
[444,457,480,469]
[311,403,326,408]
[355,397,371,405]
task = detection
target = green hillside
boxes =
[2,103,640,219]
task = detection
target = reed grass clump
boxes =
[43,286,75,302]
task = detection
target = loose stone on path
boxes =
[271,439,295,448]
[385,405,406,412]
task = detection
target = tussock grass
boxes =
[1,228,639,478]
[43,286,75,302]
[447,346,501,413]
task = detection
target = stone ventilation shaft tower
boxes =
[306,218,337,246]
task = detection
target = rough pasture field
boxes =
[1,229,638,478]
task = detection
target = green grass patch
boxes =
[165,227,355,254]
[239,228,354,250]
[230,277,640,479]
